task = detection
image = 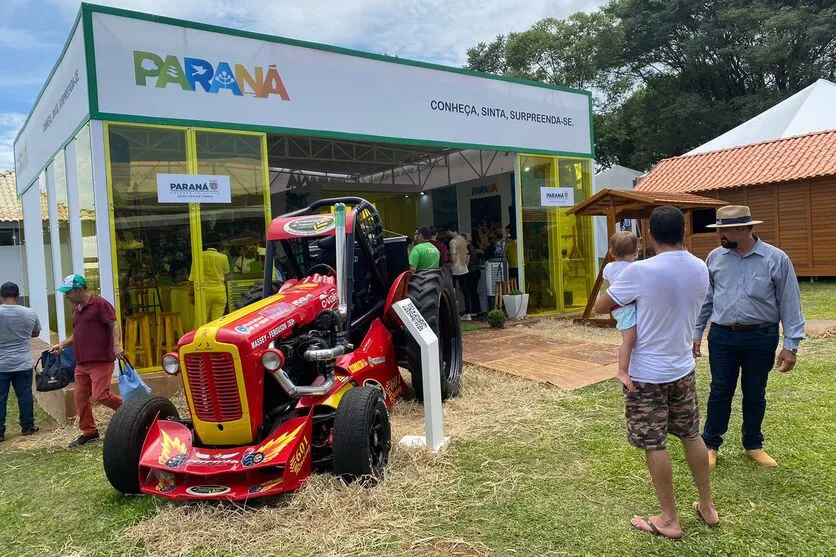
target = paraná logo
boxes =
[133,51,290,100]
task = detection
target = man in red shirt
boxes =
[51,275,125,448]
[429,227,449,267]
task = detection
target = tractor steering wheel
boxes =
[306,264,337,281]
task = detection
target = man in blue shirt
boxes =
[694,206,805,468]
[0,282,41,441]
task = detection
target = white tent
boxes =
[688,79,836,154]
[592,164,644,261]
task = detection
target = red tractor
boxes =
[102,198,462,500]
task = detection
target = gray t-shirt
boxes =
[0,304,41,372]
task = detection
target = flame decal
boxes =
[261,478,284,491]
[159,430,187,465]
[260,424,305,463]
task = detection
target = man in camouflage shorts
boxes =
[596,207,719,539]
[624,372,700,451]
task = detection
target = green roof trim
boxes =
[82,7,99,116]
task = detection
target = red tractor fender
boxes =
[382,270,411,329]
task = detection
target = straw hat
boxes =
[705,205,763,228]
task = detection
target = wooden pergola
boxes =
[567,188,727,326]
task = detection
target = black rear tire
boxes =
[398,269,463,402]
[103,395,180,494]
[332,387,391,485]
[234,281,283,310]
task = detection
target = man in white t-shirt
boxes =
[594,206,719,538]
[448,224,472,320]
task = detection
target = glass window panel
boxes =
[556,158,595,310]
[40,173,57,340]
[194,131,267,326]
[54,150,74,332]
[76,124,100,295]
[518,155,594,313]
[109,124,191,368]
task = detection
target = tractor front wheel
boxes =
[399,269,463,402]
[103,395,180,494]
[332,387,391,485]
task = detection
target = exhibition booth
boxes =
[15,3,595,371]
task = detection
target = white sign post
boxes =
[393,299,448,453]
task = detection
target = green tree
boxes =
[465,0,836,170]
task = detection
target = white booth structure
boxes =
[15,3,596,365]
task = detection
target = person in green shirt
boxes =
[409,226,441,271]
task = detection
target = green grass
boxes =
[433,340,836,555]
[1,282,834,556]
[3,338,833,556]
[799,279,836,320]
[460,322,484,332]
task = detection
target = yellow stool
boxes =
[494,279,519,310]
[125,313,155,369]
[158,312,185,358]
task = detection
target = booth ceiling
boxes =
[266,134,459,177]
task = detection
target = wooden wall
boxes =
[689,177,836,276]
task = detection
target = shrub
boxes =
[487,309,506,329]
[510,289,523,296]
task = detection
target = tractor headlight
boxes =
[162,353,180,375]
[261,348,285,371]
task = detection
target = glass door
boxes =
[108,124,194,369]
[192,130,268,326]
[519,155,560,312]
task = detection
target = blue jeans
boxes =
[0,369,36,435]
[702,324,779,450]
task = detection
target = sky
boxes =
[0,0,606,171]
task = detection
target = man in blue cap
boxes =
[51,274,124,448]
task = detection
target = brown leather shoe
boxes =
[708,449,718,469]
[745,449,778,467]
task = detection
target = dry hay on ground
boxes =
[123,367,586,556]
[526,318,621,346]
[5,392,190,452]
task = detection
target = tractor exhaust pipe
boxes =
[334,203,348,319]
[303,345,347,362]
[268,368,336,398]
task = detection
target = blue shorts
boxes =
[612,304,637,331]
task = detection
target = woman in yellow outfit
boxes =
[189,234,230,323]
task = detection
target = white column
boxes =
[64,139,84,275]
[22,179,50,343]
[46,163,67,341]
[89,120,115,306]
[513,157,525,293]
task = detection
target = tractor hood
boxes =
[185,280,339,350]
[176,279,339,447]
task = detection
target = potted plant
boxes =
[502,289,529,320]
[487,309,506,329]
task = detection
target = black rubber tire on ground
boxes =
[102,395,180,494]
[332,386,391,485]
[398,268,463,402]
[233,281,283,310]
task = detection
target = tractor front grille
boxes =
[184,352,243,422]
